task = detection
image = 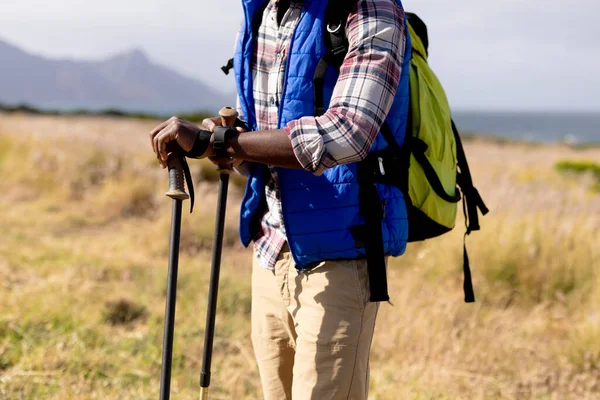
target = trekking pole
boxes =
[159,153,189,400]
[199,107,238,400]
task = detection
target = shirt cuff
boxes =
[285,118,336,176]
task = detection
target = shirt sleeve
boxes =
[236,94,245,124]
[284,0,406,176]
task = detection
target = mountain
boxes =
[0,38,232,113]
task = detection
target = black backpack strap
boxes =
[406,13,429,56]
[410,137,461,203]
[452,120,489,302]
[313,0,359,116]
[351,121,399,303]
[380,122,402,151]
[221,58,234,75]
[317,0,404,302]
[357,161,390,303]
[452,120,489,234]
[359,122,405,302]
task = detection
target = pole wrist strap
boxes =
[213,126,237,159]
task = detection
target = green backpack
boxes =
[406,15,461,239]
[403,13,489,301]
[314,6,489,302]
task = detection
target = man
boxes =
[150,0,411,398]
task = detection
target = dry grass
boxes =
[0,113,599,399]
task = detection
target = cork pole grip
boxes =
[219,106,238,127]
[216,107,238,174]
[165,154,189,200]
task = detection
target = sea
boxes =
[452,111,600,145]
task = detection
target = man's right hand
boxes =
[201,116,246,134]
[202,116,247,169]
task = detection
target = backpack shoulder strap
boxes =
[313,0,359,116]
[406,12,429,56]
[322,0,392,303]
[320,0,400,303]
[317,1,403,150]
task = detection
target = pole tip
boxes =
[200,387,209,400]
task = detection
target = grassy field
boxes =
[0,112,599,399]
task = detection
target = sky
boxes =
[0,0,598,112]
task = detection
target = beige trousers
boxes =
[251,246,379,400]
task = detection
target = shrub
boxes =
[556,160,600,192]
[102,299,147,326]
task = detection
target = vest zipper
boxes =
[276,6,306,268]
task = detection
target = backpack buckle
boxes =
[378,157,386,176]
[327,22,343,34]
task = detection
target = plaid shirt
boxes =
[246,0,406,270]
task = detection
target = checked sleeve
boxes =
[284,0,406,175]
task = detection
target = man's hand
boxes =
[150,116,211,168]
[208,156,245,169]
[151,114,302,171]
[201,115,247,169]
[200,116,246,134]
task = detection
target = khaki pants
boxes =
[251,246,379,400]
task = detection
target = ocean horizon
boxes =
[453,110,600,145]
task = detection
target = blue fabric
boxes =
[235,0,412,268]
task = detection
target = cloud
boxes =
[0,0,597,111]
[407,0,600,110]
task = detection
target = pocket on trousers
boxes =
[352,259,370,309]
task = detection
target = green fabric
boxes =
[407,22,458,230]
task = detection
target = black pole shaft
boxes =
[199,173,230,390]
[159,198,183,400]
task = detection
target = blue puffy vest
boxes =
[234,0,412,269]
